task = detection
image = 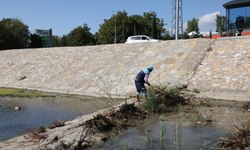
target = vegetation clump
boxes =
[24,128,48,141]
[37,126,46,133]
[0,88,49,98]
[47,120,65,129]
[142,85,216,113]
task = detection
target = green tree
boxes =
[142,11,165,39]
[151,17,157,39]
[182,32,189,39]
[97,10,165,44]
[60,35,67,46]
[215,15,226,37]
[162,30,171,40]
[186,18,202,38]
[52,35,61,47]
[68,23,95,46]
[29,33,42,48]
[93,32,100,45]
[0,18,30,50]
[98,10,129,44]
[66,31,74,45]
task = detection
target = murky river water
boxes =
[92,101,248,150]
[0,94,118,141]
[92,115,224,150]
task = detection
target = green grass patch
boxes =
[0,88,50,98]
[192,88,200,93]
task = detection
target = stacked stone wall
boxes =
[188,36,250,101]
[0,39,214,97]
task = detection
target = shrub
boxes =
[47,120,65,129]
[37,126,46,133]
[25,128,47,140]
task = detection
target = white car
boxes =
[125,35,162,43]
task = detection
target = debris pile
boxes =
[243,102,250,110]
[219,122,250,149]
[78,102,147,149]
[143,86,217,113]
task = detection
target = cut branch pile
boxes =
[243,102,250,110]
[219,122,250,149]
[77,102,147,149]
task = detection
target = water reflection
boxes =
[93,116,224,150]
[0,95,114,141]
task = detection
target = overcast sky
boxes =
[0,0,230,37]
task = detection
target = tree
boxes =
[182,32,189,39]
[186,18,202,38]
[142,11,165,39]
[52,35,61,47]
[29,33,42,48]
[151,17,157,39]
[93,32,100,45]
[60,35,67,46]
[215,15,226,37]
[97,10,166,44]
[68,23,95,46]
[0,18,30,50]
[98,10,129,44]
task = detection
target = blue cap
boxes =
[148,66,154,71]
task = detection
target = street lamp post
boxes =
[111,10,117,44]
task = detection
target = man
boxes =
[135,66,154,102]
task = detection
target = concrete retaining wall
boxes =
[0,39,214,98]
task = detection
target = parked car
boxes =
[125,35,162,43]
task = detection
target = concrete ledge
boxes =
[197,90,250,102]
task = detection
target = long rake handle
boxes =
[151,86,165,94]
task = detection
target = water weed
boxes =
[19,130,22,136]
[160,124,168,141]
[200,135,220,150]
[140,135,153,146]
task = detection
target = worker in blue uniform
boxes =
[135,66,154,102]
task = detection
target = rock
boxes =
[14,106,20,110]
[46,142,61,150]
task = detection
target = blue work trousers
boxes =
[135,80,147,96]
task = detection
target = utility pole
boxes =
[171,0,183,40]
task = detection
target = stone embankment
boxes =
[188,36,250,101]
[0,39,214,98]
